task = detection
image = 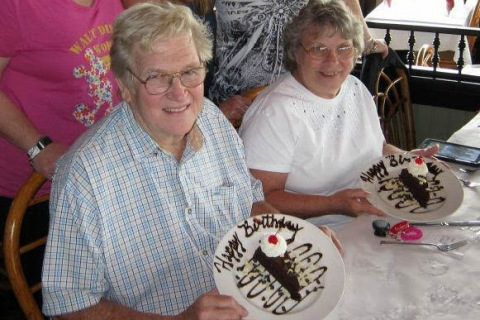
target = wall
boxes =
[413,104,476,146]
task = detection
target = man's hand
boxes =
[178,289,248,320]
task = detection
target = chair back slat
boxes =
[468,0,480,55]
[374,66,416,151]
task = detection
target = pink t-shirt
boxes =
[0,0,123,197]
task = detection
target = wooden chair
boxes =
[373,66,416,151]
[415,44,457,69]
[3,171,48,320]
[468,0,480,63]
[241,85,266,102]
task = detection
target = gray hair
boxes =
[110,1,213,89]
[283,0,364,71]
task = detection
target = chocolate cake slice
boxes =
[253,247,302,301]
[399,168,430,207]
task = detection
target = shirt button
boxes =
[202,250,208,255]
[187,208,193,214]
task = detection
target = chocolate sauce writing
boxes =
[361,155,446,213]
[235,243,328,315]
[214,214,303,273]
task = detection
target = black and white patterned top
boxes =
[210,0,308,103]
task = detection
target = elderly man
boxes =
[42,2,341,319]
[41,2,266,319]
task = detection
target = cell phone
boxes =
[418,138,480,167]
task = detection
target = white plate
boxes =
[359,153,463,222]
[213,213,345,320]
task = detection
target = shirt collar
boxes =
[121,101,204,161]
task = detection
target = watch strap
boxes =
[27,136,53,160]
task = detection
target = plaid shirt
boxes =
[42,100,264,316]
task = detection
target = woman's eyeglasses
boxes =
[301,44,356,60]
[127,66,207,95]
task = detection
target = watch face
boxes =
[27,146,39,158]
[28,136,52,159]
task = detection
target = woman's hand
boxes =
[318,225,344,256]
[177,289,248,320]
[410,144,449,167]
[219,95,252,128]
[410,144,440,158]
[329,189,385,217]
[376,39,389,58]
[30,141,68,179]
[364,38,389,58]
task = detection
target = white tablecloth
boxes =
[329,113,480,319]
[449,111,480,147]
[366,0,478,64]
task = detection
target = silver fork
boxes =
[380,240,468,252]
[458,179,480,188]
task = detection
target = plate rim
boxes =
[213,213,346,320]
[359,152,464,222]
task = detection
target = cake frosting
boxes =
[408,157,428,178]
[260,233,287,257]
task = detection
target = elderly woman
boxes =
[41,2,285,319]
[239,0,436,230]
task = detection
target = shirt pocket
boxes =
[207,184,240,235]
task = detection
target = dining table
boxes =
[328,112,480,319]
[366,0,478,65]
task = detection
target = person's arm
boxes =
[250,169,384,218]
[53,292,247,320]
[250,200,279,216]
[0,57,44,152]
[0,57,68,178]
[382,142,404,155]
[382,142,440,158]
[53,299,165,320]
[344,0,388,57]
[218,95,252,128]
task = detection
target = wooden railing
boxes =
[366,20,480,112]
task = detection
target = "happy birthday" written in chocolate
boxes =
[214,215,304,273]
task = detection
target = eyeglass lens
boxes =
[145,67,206,95]
[304,45,355,59]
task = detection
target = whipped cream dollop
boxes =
[408,156,428,177]
[260,233,287,258]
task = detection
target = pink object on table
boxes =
[389,221,423,241]
[400,226,423,241]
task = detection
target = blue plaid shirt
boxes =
[42,100,264,316]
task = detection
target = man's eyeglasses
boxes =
[301,44,356,60]
[127,66,206,95]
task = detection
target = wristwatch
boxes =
[27,136,53,160]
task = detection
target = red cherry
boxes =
[268,234,278,245]
[414,157,424,165]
